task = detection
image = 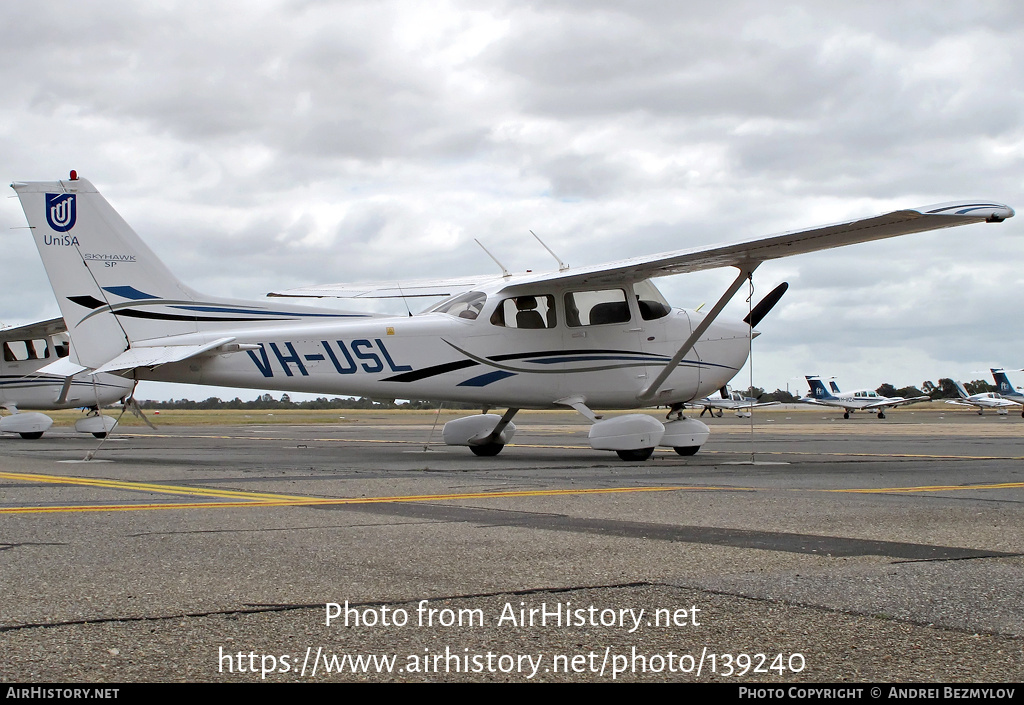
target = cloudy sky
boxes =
[1,0,1022,401]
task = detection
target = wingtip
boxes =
[915,201,1015,221]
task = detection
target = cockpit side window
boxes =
[490,295,557,329]
[564,289,630,327]
[429,291,487,320]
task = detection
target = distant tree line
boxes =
[736,379,997,403]
[137,378,1000,411]
[918,379,995,399]
[137,395,479,411]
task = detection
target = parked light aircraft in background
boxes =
[945,379,1022,416]
[991,369,1024,417]
[11,173,1014,459]
[801,376,930,419]
[696,386,779,418]
[0,317,131,438]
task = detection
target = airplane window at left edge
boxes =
[2,339,49,362]
[429,291,487,320]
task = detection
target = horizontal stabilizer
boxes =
[36,358,90,377]
[93,337,236,374]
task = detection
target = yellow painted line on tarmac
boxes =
[0,471,306,502]
[752,450,1024,460]
[5,467,1023,516]
[0,483,748,515]
[117,433,1024,459]
[828,482,1024,494]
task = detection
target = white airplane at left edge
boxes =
[0,317,132,438]
[10,172,1015,460]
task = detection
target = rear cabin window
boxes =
[490,295,557,329]
[564,289,630,327]
[2,339,49,362]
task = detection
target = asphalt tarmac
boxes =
[1,409,1022,682]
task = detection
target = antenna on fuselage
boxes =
[474,239,510,277]
[530,230,568,271]
[395,282,413,317]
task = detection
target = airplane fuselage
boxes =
[0,332,131,412]
[134,298,751,410]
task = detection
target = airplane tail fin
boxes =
[828,380,841,393]
[13,175,353,370]
[805,376,836,400]
[953,380,971,399]
[991,369,1020,397]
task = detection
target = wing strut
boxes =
[639,263,760,401]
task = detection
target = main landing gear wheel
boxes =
[93,432,107,439]
[616,448,654,462]
[470,443,504,457]
[19,432,43,440]
[877,411,885,419]
[843,412,850,419]
[674,446,700,456]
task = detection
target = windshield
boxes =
[634,279,671,320]
[427,291,487,320]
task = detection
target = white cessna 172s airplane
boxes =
[11,172,1014,460]
[0,317,132,438]
[801,376,931,419]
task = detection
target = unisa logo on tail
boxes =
[45,193,77,233]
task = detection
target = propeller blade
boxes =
[743,282,789,327]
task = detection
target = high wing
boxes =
[862,395,930,409]
[268,275,503,299]
[0,317,66,342]
[703,398,780,409]
[268,201,1014,297]
[513,201,1014,289]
